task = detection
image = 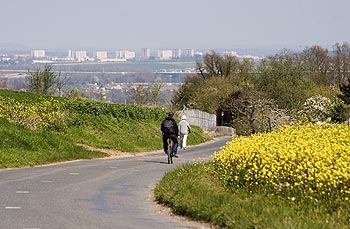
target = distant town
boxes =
[0,47,263,65]
[0,47,264,106]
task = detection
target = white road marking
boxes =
[41,180,52,183]
[69,172,80,175]
[5,206,21,209]
[16,191,29,194]
[109,166,117,169]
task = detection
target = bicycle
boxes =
[167,138,173,164]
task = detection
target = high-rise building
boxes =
[68,50,72,58]
[93,51,108,60]
[117,51,136,60]
[141,48,151,59]
[158,50,172,60]
[172,49,181,59]
[75,51,87,62]
[184,49,194,58]
[31,50,45,58]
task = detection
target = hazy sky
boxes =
[1,0,349,51]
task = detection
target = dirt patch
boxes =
[77,144,137,158]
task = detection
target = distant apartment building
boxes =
[184,49,194,58]
[93,51,108,60]
[75,51,87,62]
[117,51,136,60]
[68,50,73,58]
[63,50,75,61]
[141,48,151,59]
[31,50,45,58]
[172,49,181,59]
[158,50,172,60]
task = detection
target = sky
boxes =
[1,0,350,51]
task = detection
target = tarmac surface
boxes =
[0,136,231,229]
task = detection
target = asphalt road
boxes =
[0,136,231,229]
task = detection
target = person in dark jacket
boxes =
[161,111,179,157]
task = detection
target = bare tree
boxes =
[56,72,70,97]
[225,87,289,134]
[330,42,350,85]
[300,45,330,84]
[195,51,239,79]
[149,80,163,106]
[127,82,149,105]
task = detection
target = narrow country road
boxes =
[0,136,231,229]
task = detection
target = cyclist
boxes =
[161,111,179,157]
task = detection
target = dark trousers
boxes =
[162,134,178,154]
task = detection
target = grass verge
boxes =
[0,90,211,168]
[0,118,106,169]
[154,163,350,229]
[64,115,210,153]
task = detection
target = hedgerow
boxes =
[0,93,167,131]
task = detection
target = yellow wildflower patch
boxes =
[0,96,66,130]
[211,122,350,204]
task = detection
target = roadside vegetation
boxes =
[173,43,350,135]
[155,43,350,228]
[0,90,210,169]
[155,122,350,228]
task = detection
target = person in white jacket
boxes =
[178,115,191,150]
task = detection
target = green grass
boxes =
[154,163,350,229]
[65,118,163,152]
[0,89,211,168]
[65,116,210,152]
[0,118,106,168]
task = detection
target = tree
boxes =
[195,51,239,79]
[299,45,331,85]
[224,85,289,135]
[331,99,349,123]
[331,78,350,122]
[256,50,312,112]
[149,80,163,106]
[26,64,58,95]
[55,72,70,97]
[298,95,332,123]
[174,52,250,112]
[337,78,350,104]
[173,75,235,114]
[191,77,235,114]
[127,82,149,105]
[238,58,255,81]
[330,42,350,85]
[172,75,204,110]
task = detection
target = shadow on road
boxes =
[142,160,173,164]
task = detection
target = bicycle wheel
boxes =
[167,139,173,164]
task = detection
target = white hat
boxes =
[182,115,186,120]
